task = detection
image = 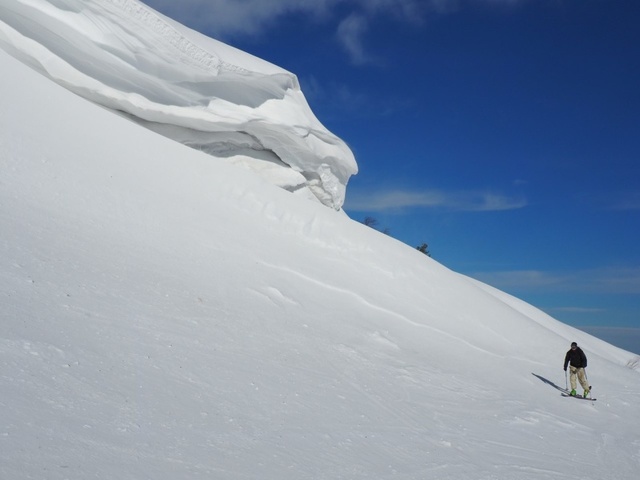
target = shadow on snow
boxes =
[531,372,568,393]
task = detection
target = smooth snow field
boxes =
[1,1,639,479]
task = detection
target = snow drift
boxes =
[0,0,357,210]
[1,2,639,479]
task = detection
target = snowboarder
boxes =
[563,342,590,397]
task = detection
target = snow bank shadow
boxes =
[531,373,567,393]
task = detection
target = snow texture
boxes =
[1,2,639,480]
[0,0,357,210]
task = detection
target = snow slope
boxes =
[1,6,640,480]
[0,0,357,210]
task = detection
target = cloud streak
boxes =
[144,0,528,63]
[608,192,640,211]
[470,267,640,295]
[336,13,374,66]
[345,188,527,212]
[577,326,640,355]
[145,0,332,38]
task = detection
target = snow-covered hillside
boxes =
[1,2,639,479]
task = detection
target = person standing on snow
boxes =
[563,342,590,397]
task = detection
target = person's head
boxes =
[571,342,577,350]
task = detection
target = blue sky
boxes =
[145,0,640,354]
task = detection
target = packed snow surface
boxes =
[0,0,357,210]
[1,2,640,480]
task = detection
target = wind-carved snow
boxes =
[0,0,357,210]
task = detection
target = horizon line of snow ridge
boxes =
[0,0,358,210]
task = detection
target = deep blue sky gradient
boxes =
[146,0,640,354]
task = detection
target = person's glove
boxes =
[563,367,567,371]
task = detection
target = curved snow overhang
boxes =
[0,0,358,210]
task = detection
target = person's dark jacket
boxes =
[564,347,587,370]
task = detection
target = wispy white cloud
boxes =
[471,270,569,290]
[577,326,640,356]
[144,0,528,63]
[345,188,527,212]
[144,0,423,63]
[552,307,606,314]
[593,267,640,294]
[608,192,640,211]
[471,267,640,295]
[145,0,333,38]
[336,13,375,66]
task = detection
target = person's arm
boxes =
[564,351,570,370]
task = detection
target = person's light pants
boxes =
[570,366,589,392]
